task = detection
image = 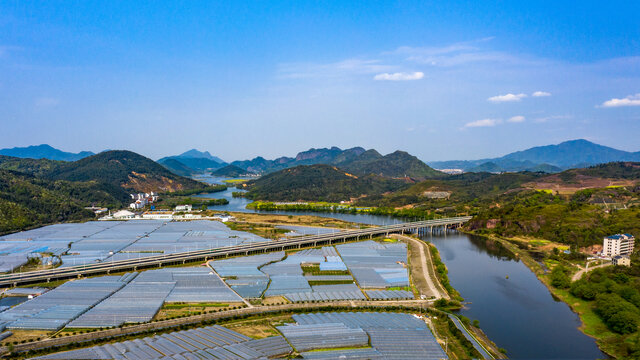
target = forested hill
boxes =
[242,164,408,202]
[337,150,443,180]
[0,155,62,177]
[0,151,213,234]
[230,146,442,180]
[0,170,121,234]
[45,150,209,201]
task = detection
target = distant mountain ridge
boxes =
[211,164,254,177]
[428,139,640,173]
[158,149,227,175]
[177,149,225,164]
[231,147,367,174]
[0,144,94,161]
[230,146,442,180]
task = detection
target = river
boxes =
[196,175,606,359]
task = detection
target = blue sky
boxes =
[1,1,639,161]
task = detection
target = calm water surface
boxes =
[197,175,605,359]
[426,233,605,359]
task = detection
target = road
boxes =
[391,234,449,300]
[571,261,612,281]
[0,217,472,287]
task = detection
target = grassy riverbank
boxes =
[470,232,630,358]
[246,200,443,219]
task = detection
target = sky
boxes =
[1,1,639,162]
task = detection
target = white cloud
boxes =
[532,91,551,97]
[601,93,640,108]
[464,118,501,128]
[508,115,525,123]
[373,72,424,81]
[487,93,527,103]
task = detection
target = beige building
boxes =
[602,234,635,257]
[612,255,631,267]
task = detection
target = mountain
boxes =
[46,150,209,203]
[158,149,227,174]
[337,150,443,180]
[429,139,640,172]
[211,164,254,177]
[230,146,444,179]
[177,149,225,164]
[0,170,122,234]
[243,164,408,202]
[231,147,366,174]
[0,155,62,177]
[0,144,94,162]
[159,158,193,177]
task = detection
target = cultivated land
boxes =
[0,216,501,359]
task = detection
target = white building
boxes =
[141,211,174,220]
[602,234,635,257]
[175,204,193,212]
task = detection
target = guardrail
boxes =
[0,216,472,287]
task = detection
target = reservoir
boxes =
[197,176,606,358]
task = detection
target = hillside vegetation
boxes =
[46,150,208,203]
[0,170,122,234]
[0,156,62,177]
[0,151,211,233]
[242,164,408,202]
[338,150,443,180]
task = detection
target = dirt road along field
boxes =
[391,234,449,300]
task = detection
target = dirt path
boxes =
[392,234,449,300]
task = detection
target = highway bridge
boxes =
[0,216,472,287]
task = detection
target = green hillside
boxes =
[0,170,122,234]
[0,155,62,177]
[338,150,443,180]
[243,164,408,202]
[160,158,194,177]
[46,150,208,202]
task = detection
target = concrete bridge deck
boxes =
[0,216,472,287]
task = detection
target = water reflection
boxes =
[427,233,605,359]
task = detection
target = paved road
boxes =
[448,314,495,359]
[392,234,449,300]
[572,261,612,281]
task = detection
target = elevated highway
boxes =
[0,216,472,287]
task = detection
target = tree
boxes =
[550,266,571,289]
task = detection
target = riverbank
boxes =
[468,232,618,358]
[245,200,446,219]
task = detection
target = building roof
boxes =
[605,234,635,240]
[113,210,135,217]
